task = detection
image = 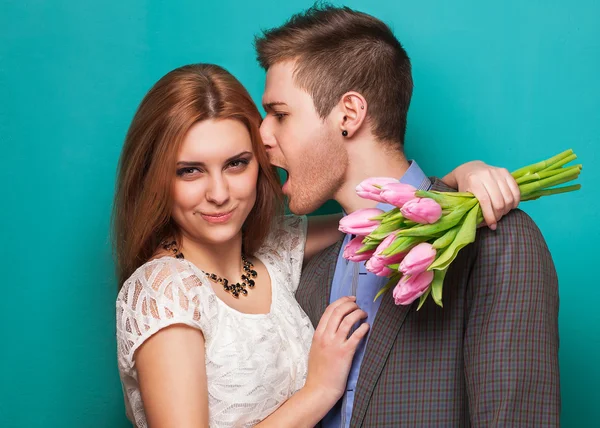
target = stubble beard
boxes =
[287,130,348,215]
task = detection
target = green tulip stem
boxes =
[511,149,573,178]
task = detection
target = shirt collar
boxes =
[343,160,431,215]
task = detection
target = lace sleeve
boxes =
[116,258,206,370]
[258,215,308,294]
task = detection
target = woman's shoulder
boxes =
[117,256,204,303]
[120,255,174,286]
[115,256,209,370]
[275,214,307,231]
[260,215,308,253]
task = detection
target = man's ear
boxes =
[337,92,368,138]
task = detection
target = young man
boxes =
[257,5,560,427]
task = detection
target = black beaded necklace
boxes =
[161,240,258,298]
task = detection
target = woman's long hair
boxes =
[112,64,282,287]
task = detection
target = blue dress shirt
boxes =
[322,161,432,427]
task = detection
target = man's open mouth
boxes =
[274,167,292,195]
[275,167,289,188]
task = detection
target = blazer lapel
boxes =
[350,286,413,428]
[297,239,343,328]
[350,177,454,427]
[315,239,341,321]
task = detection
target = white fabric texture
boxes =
[116,215,312,428]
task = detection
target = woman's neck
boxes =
[179,232,245,280]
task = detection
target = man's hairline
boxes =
[262,59,405,152]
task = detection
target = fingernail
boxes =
[491,224,497,230]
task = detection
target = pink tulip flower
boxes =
[399,243,436,276]
[343,236,376,262]
[392,271,435,305]
[365,234,407,277]
[400,198,442,224]
[379,182,417,208]
[356,177,399,203]
[338,208,384,235]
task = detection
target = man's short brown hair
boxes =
[255,4,413,149]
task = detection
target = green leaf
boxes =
[417,287,431,311]
[432,223,461,250]
[374,273,401,302]
[372,208,400,222]
[368,219,404,240]
[428,203,481,271]
[380,209,404,224]
[415,190,472,209]
[382,236,424,256]
[357,242,379,253]
[437,191,477,198]
[395,198,478,238]
[431,268,448,307]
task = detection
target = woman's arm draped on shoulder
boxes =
[442,160,520,229]
[302,160,523,262]
[304,214,344,263]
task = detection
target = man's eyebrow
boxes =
[263,101,288,112]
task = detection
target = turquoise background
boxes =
[1,0,597,426]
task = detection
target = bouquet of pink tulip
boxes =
[341,149,582,309]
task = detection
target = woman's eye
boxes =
[228,159,249,169]
[274,113,287,122]
[176,167,201,177]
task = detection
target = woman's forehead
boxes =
[178,119,253,160]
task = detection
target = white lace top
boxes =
[116,215,312,428]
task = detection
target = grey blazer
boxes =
[296,179,560,427]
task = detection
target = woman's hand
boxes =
[255,296,368,427]
[304,296,369,403]
[444,161,520,230]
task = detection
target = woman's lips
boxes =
[200,209,234,224]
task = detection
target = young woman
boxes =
[114,64,518,427]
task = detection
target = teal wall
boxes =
[1,1,597,426]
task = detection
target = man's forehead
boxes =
[267,60,296,80]
[262,61,301,105]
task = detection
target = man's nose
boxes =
[259,119,275,150]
